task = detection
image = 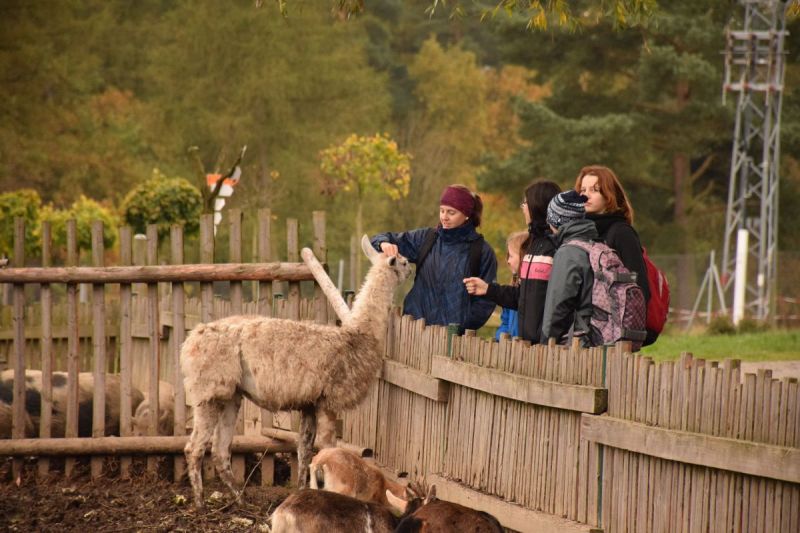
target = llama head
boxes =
[360,235,412,284]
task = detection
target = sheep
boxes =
[0,399,35,438]
[270,489,399,533]
[309,447,406,506]
[387,484,504,533]
[180,235,411,508]
[0,369,144,438]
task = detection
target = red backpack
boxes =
[642,247,670,337]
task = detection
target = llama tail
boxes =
[297,405,317,489]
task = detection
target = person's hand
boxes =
[463,277,488,296]
[380,242,399,257]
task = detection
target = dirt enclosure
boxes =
[0,456,294,532]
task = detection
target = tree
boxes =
[320,133,411,280]
[120,170,202,239]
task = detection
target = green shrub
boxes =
[121,170,202,239]
[39,196,119,253]
[706,315,736,335]
[736,317,768,334]
[0,189,42,259]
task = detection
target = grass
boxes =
[640,328,800,362]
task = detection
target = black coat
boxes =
[485,225,556,343]
[588,213,651,303]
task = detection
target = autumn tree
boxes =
[320,133,411,280]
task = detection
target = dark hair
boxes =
[522,180,561,252]
[574,165,634,224]
[447,184,483,227]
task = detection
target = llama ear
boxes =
[386,489,407,514]
[361,234,380,265]
[388,256,396,266]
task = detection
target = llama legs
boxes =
[211,396,243,502]
[185,400,224,508]
[297,405,317,488]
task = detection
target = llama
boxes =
[309,447,406,505]
[180,235,410,508]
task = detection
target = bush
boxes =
[706,315,736,335]
[39,196,119,254]
[121,170,202,239]
[0,188,42,259]
[736,317,769,334]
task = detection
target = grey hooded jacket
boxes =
[541,218,598,346]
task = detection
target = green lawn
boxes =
[640,329,800,362]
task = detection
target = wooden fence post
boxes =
[91,221,107,478]
[257,208,275,486]
[145,225,160,473]
[65,219,79,477]
[37,221,53,476]
[171,224,187,482]
[11,218,26,480]
[119,226,134,478]
[228,209,246,484]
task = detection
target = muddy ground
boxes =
[0,455,294,532]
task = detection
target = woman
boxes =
[575,165,654,343]
[371,184,498,332]
[464,180,561,343]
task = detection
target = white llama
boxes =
[180,235,410,508]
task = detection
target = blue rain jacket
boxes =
[371,222,497,331]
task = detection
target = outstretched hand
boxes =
[379,242,399,257]
[463,277,488,296]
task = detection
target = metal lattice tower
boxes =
[721,0,789,321]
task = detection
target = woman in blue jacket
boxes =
[370,184,498,332]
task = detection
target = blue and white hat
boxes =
[546,190,588,229]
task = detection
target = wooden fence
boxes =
[1,212,799,532]
[339,315,800,533]
[0,209,331,485]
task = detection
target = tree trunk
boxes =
[673,79,695,311]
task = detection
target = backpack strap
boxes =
[414,228,437,280]
[468,235,484,278]
[415,229,484,280]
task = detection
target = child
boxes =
[494,231,528,340]
[541,190,596,346]
[463,180,561,343]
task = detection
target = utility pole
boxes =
[721,0,789,322]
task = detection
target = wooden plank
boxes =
[11,218,25,480]
[427,474,603,533]
[581,414,800,484]
[146,225,160,473]
[119,227,134,478]
[90,221,107,479]
[37,221,53,476]
[228,210,245,485]
[0,435,295,455]
[65,219,79,477]
[382,359,449,402]
[431,356,606,413]
[0,263,315,283]
[171,225,187,482]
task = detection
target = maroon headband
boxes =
[440,186,475,217]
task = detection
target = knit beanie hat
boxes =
[546,190,588,229]
[440,186,476,218]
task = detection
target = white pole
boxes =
[732,229,749,325]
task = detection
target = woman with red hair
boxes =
[575,165,654,344]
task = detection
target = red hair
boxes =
[574,165,634,224]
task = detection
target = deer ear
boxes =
[386,489,407,514]
[424,485,437,504]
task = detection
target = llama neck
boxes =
[344,265,395,339]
